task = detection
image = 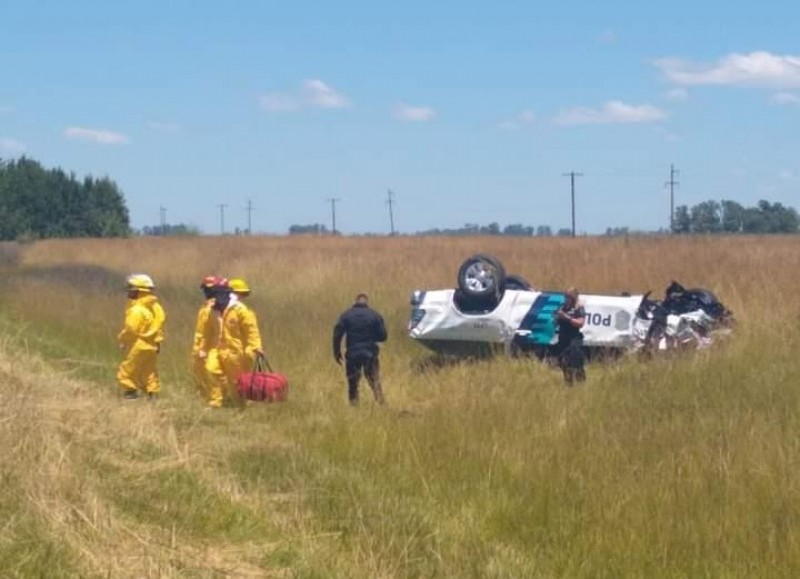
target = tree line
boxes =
[673,200,799,234]
[139,224,201,236]
[0,157,130,240]
[414,223,574,236]
[288,223,574,236]
[290,200,799,237]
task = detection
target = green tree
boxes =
[289,223,329,235]
[0,157,130,240]
[141,223,200,236]
[502,223,533,236]
[754,200,799,233]
[673,205,691,233]
[690,201,722,233]
[741,208,768,233]
[720,200,745,233]
[480,222,501,235]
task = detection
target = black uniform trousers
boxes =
[346,353,384,404]
[557,336,586,385]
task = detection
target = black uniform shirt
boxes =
[333,303,388,359]
[557,304,585,344]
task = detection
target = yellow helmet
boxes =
[229,278,251,295]
[126,273,155,292]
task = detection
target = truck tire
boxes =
[457,254,506,302]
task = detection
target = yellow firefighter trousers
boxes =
[205,350,229,408]
[192,351,219,400]
[118,346,160,394]
[205,351,253,407]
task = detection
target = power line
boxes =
[387,189,396,235]
[245,199,254,235]
[666,164,680,234]
[562,171,584,237]
[217,203,228,235]
[326,198,341,234]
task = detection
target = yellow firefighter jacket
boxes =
[118,294,165,351]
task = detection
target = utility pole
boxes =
[217,203,228,235]
[562,171,583,237]
[327,198,341,234]
[666,164,679,234]
[159,205,166,235]
[387,189,396,235]
[245,199,254,235]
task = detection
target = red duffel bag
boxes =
[236,354,289,402]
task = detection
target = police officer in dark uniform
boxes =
[555,287,587,385]
[333,293,388,405]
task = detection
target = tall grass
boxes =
[0,235,797,577]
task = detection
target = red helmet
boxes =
[200,275,218,288]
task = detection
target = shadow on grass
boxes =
[18,263,126,292]
[0,242,22,269]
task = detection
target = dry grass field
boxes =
[0,234,798,578]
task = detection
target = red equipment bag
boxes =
[236,354,289,402]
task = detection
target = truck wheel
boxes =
[457,254,506,302]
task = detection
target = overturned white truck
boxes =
[408,254,733,358]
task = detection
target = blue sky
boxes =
[1,0,798,234]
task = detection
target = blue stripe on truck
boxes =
[516,292,566,345]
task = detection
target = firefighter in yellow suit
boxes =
[117,274,166,400]
[208,278,263,407]
[191,275,222,401]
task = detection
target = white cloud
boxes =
[146,120,181,132]
[655,51,800,88]
[663,87,689,102]
[770,91,800,105]
[63,126,129,145]
[498,110,536,130]
[394,103,436,122]
[258,93,300,112]
[554,101,667,126]
[778,169,794,180]
[259,79,350,112]
[302,79,350,108]
[0,137,26,155]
